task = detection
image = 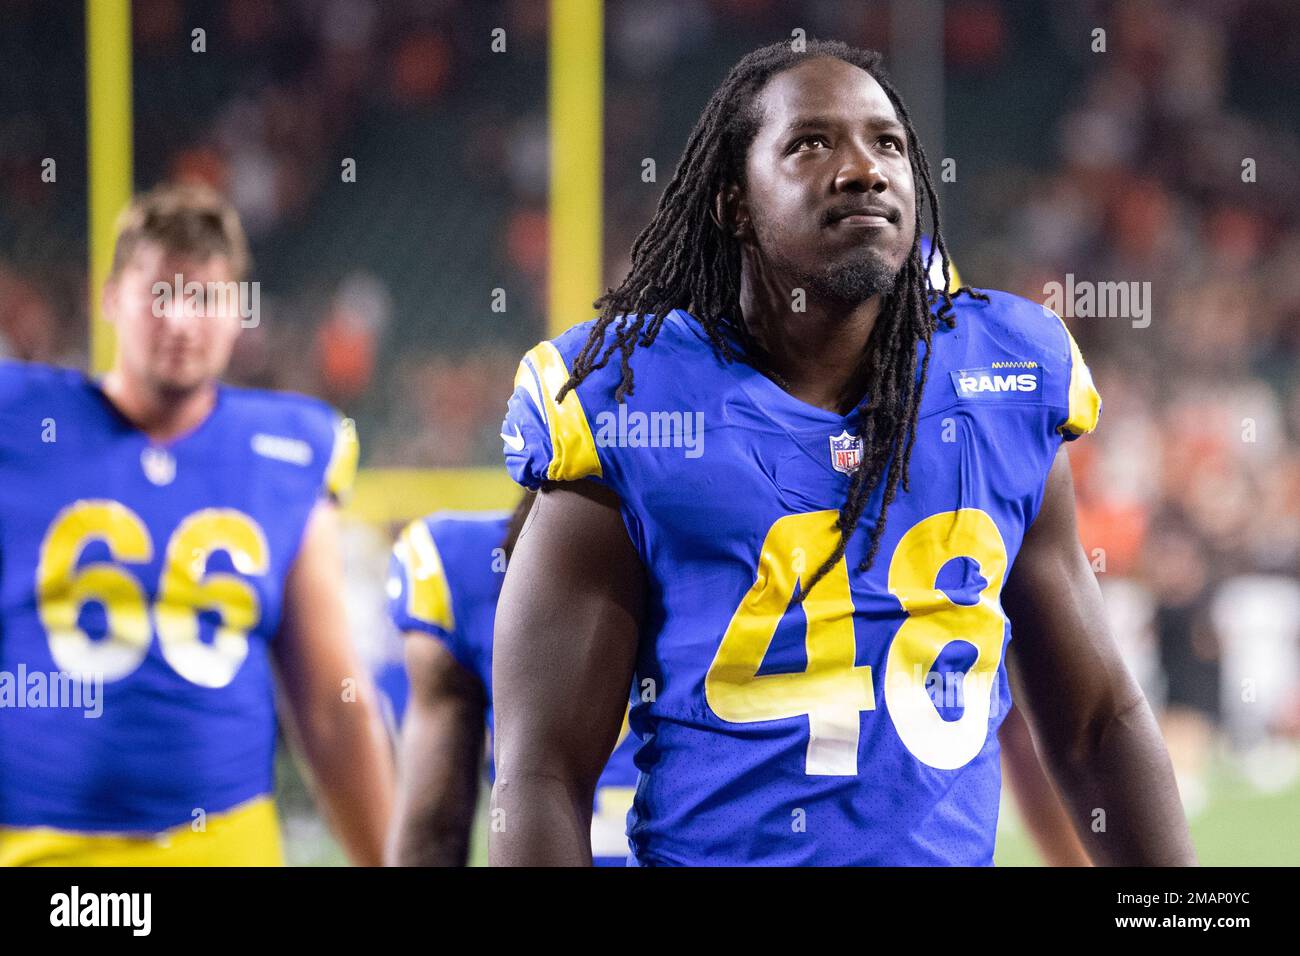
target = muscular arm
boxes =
[489,480,645,866]
[999,703,1091,866]
[387,636,487,866]
[1003,448,1195,865]
[273,501,395,866]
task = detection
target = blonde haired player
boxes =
[0,184,393,865]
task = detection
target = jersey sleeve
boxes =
[1049,311,1102,440]
[501,338,604,489]
[322,414,359,503]
[386,518,459,644]
[920,234,962,293]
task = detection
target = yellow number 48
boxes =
[705,508,1008,775]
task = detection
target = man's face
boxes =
[103,242,242,396]
[738,56,917,306]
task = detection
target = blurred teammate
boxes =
[384,493,638,865]
[491,41,1193,865]
[0,184,393,865]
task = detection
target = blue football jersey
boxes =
[0,361,358,832]
[385,512,640,865]
[501,290,1100,866]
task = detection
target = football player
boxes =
[384,493,638,866]
[0,184,394,865]
[489,41,1193,865]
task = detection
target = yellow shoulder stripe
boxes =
[1054,314,1101,436]
[393,519,454,632]
[925,248,961,292]
[324,416,359,503]
[517,341,603,481]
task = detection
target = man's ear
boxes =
[100,278,118,325]
[711,182,751,242]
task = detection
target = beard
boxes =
[745,205,908,309]
[804,246,900,305]
[143,353,215,400]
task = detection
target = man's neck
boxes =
[100,369,218,443]
[738,261,882,415]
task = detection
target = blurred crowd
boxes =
[979,0,1300,793]
[0,0,549,464]
[2,0,1298,789]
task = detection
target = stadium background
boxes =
[2,0,1297,865]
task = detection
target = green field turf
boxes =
[995,763,1300,867]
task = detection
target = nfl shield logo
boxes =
[828,430,862,475]
[141,446,177,486]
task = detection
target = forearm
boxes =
[290,692,395,866]
[275,501,394,864]
[389,789,476,867]
[1000,706,1091,866]
[1004,451,1195,866]
[388,706,482,866]
[489,769,594,866]
[1045,694,1196,866]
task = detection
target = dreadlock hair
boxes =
[557,38,987,596]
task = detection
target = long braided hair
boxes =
[558,39,985,594]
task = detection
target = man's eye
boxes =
[879,135,904,152]
[793,135,829,152]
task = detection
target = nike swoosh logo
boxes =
[500,425,525,451]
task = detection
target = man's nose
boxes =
[160,290,202,329]
[834,140,889,194]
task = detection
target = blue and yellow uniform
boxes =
[385,512,640,865]
[0,362,357,865]
[501,289,1100,865]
